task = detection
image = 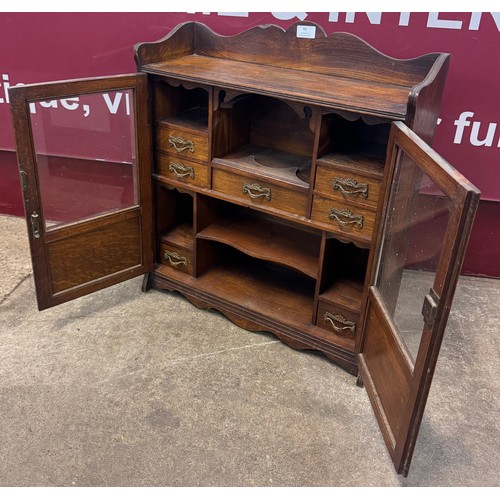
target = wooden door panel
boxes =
[359,292,413,457]
[46,209,142,294]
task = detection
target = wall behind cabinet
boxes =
[0,12,498,277]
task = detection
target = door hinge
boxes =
[20,169,28,193]
[30,211,41,239]
[421,288,439,327]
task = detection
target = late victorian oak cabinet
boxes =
[9,22,480,476]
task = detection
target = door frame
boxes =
[10,73,153,310]
[356,121,480,475]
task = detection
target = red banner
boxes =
[0,12,499,276]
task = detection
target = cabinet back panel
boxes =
[249,97,315,157]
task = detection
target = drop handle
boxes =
[324,312,356,336]
[164,250,188,268]
[242,183,271,201]
[168,135,194,153]
[332,176,368,198]
[169,161,195,179]
[328,207,364,229]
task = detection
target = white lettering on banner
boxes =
[61,97,79,111]
[103,92,123,114]
[39,100,58,109]
[272,13,308,21]
[345,12,382,24]
[0,74,10,104]
[427,12,463,30]
[3,89,130,117]
[454,111,500,147]
[218,13,249,17]
[197,12,500,32]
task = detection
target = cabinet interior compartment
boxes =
[319,111,391,167]
[196,199,322,279]
[191,241,317,327]
[155,184,194,254]
[152,77,209,132]
[319,238,369,312]
[212,93,315,187]
[314,238,369,343]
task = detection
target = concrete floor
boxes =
[0,214,498,487]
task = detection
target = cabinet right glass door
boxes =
[357,121,480,476]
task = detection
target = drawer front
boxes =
[156,124,208,163]
[212,168,308,217]
[311,195,376,242]
[156,154,208,188]
[160,242,194,275]
[315,164,382,209]
[317,301,359,340]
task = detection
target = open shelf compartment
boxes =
[318,111,390,167]
[318,239,369,314]
[159,244,317,328]
[155,186,195,252]
[152,77,209,133]
[212,93,316,188]
[197,209,322,279]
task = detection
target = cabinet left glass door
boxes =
[10,74,153,310]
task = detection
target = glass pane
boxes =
[29,89,137,229]
[376,151,451,364]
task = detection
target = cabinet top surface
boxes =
[135,22,449,120]
[142,55,411,119]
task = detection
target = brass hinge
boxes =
[19,169,28,193]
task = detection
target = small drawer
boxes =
[315,159,383,209]
[212,168,308,217]
[160,241,194,276]
[156,154,208,188]
[311,195,376,243]
[317,301,359,339]
[156,122,208,163]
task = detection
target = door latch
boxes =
[421,288,439,327]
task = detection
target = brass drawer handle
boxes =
[324,312,356,335]
[169,161,195,179]
[168,135,195,154]
[328,207,363,229]
[164,250,188,268]
[332,177,368,198]
[242,183,271,201]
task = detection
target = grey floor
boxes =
[0,214,499,487]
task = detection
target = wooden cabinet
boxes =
[9,22,480,477]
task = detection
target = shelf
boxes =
[317,151,385,179]
[197,213,321,279]
[319,278,364,313]
[160,222,194,251]
[156,106,208,134]
[143,55,410,119]
[212,144,311,189]
[156,255,316,327]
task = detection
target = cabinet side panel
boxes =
[135,22,195,67]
